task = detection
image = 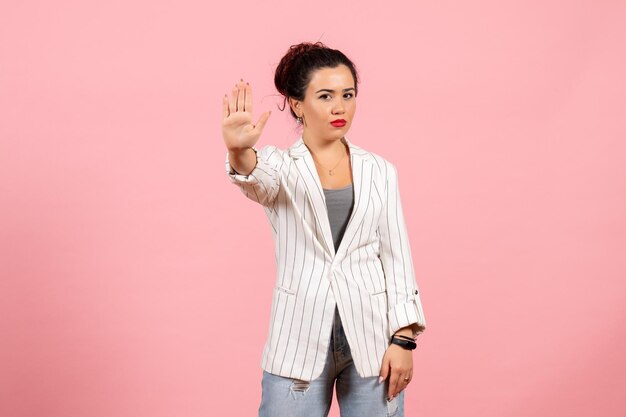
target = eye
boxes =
[319,93,355,100]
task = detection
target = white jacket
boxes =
[224,135,426,382]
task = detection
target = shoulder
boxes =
[355,145,398,181]
[253,144,288,169]
[254,144,283,159]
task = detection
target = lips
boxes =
[331,119,346,127]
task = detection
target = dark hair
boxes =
[274,41,360,120]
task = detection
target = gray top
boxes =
[322,183,354,252]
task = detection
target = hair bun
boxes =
[275,42,327,97]
[289,41,325,56]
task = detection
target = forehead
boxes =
[307,65,354,90]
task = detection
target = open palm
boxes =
[222,78,271,151]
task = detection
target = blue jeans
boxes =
[258,306,404,417]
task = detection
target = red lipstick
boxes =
[331,119,346,127]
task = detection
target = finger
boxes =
[237,78,245,111]
[392,371,408,398]
[222,94,230,118]
[388,371,399,399]
[253,110,271,132]
[379,357,390,383]
[244,82,253,113]
[230,85,238,114]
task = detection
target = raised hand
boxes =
[222,78,272,152]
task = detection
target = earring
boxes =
[296,116,303,124]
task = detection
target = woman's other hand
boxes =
[222,78,272,151]
[379,344,413,401]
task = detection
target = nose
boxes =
[332,100,345,114]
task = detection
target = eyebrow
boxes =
[315,87,355,93]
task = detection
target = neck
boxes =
[303,134,347,158]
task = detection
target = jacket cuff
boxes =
[224,147,267,184]
[388,293,426,339]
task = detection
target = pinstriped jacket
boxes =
[224,135,426,382]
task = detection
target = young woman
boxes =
[221,42,426,417]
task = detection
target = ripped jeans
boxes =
[258,306,404,417]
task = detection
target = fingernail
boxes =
[378,376,383,384]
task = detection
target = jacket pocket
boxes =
[369,289,388,314]
[275,285,296,295]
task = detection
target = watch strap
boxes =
[390,336,417,350]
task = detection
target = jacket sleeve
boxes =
[377,161,427,339]
[224,145,282,208]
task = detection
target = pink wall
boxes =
[1,1,625,416]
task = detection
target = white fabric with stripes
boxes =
[224,135,426,381]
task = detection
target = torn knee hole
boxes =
[290,379,310,392]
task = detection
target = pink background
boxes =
[1,1,625,416]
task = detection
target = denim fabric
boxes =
[258,306,405,417]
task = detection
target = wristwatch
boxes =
[390,335,417,350]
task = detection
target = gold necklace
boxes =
[309,144,346,176]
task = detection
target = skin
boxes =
[222,67,421,401]
[287,64,356,188]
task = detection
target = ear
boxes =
[288,97,302,116]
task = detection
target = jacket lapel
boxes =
[289,135,372,259]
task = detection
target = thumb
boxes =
[378,356,390,384]
[253,110,271,133]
